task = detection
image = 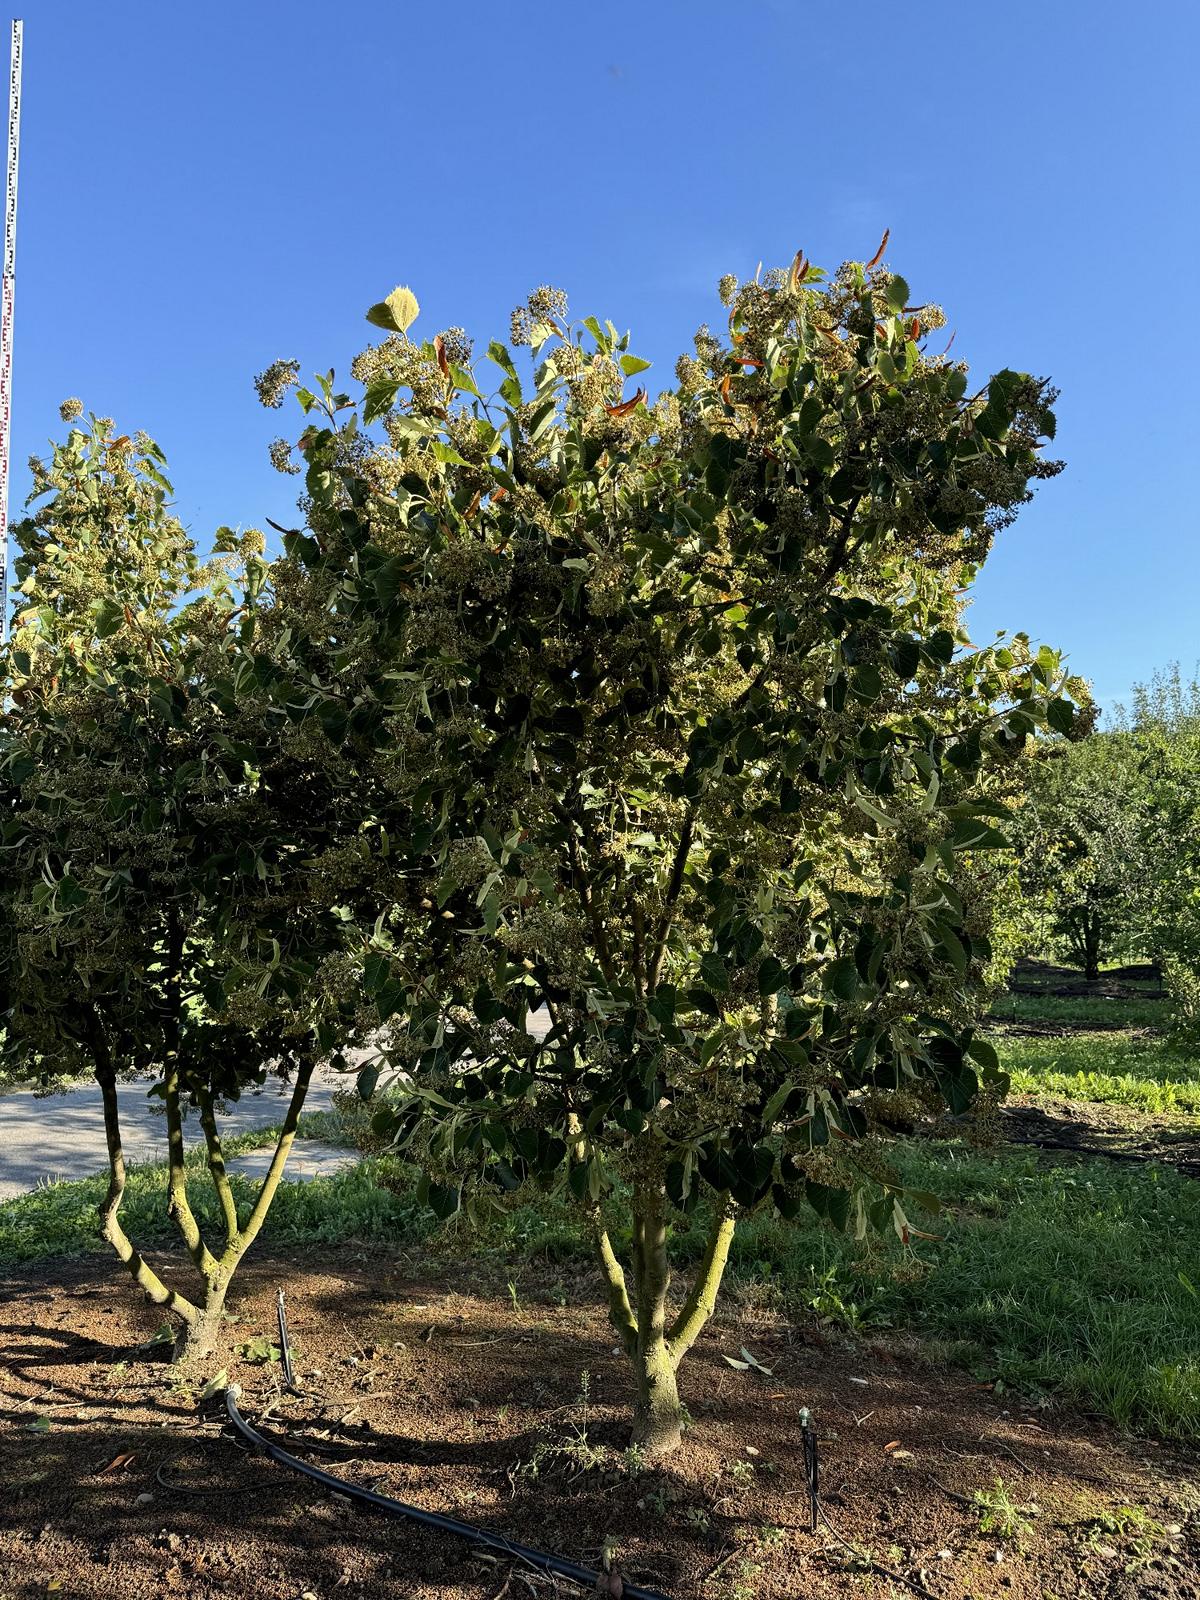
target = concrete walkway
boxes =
[0,1012,552,1203]
[0,1068,347,1202]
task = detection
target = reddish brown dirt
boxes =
[2,1248,1198,1599]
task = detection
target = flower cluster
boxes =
[254,358,300,409]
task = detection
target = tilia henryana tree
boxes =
[257,241,1078,1451]
[0,411,375,1358]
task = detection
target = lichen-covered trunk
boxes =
[94,1040,202,1337]
[629,1177,684,1456]
[94,1020,316,1366]
[172,1275,230,1363]
[593,1169,735,1458]
[632,1331,683,1455]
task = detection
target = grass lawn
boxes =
[989,992,1168,1029]
[997,1031,1200,1114]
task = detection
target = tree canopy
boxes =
[0,414,379,1354]
[255,248,1077,1447]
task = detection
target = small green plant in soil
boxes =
[974,1477,1038,1539]
[1080,1505,1172,1574]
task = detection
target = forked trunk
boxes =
[94,1027,316,1366]
[593,1173,736,1458]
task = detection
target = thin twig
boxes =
[924,1471,971,1508]
[985,1437,1035,1475]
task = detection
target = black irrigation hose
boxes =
[223,1388,672,1600]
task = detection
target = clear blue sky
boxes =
[8,0,1197,713]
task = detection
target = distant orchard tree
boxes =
[260,244,1077,1451]
[1016,665,1200,984]
[1015,726,1150,980]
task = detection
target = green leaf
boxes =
[937,924,968,974]
[886,275,910,313]
[699,952,730,992]
[949,817,1009,851]
[366,284,420,334]
[824,956,859,1002]
[805,1180,851,1231]
[619,354,652,377]
[93,597,125,639]
[966,1036,1000,1074]
[487,341,518,379]
[850,664,882,702]
[1047,697,1075,735]
[757,955,787,996]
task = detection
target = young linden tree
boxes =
[0,414,373,1358]
[258,243,1077,1451]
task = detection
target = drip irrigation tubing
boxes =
[223,1387,672,1600]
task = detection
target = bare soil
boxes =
[2,1249,1199,1599]
[1008,960,1165,1002]
[1001,1096,1200,1179]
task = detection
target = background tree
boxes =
[0,412,375,1358]
[259,247,1076,1452]
[1114,666,1200,1016]
[1015,727,1151,980]
[1013,666,1200,985]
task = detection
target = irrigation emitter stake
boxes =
[798,1406,819,1532]
[223,1386,672,1600]
[275,1287,297,1391]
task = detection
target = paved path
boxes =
[0,1013,552,1203]
[0,1069,347,1202]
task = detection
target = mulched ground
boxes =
[2,1249,1199,1599]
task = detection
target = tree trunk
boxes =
[93,1039,200,1333]
[632,1331,683,1455]
[1084,910,1102,983]
[629,1177,683,1455]
[593,1180,736,1458]
[173,1275,230,1362]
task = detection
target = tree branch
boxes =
[226,1053,316,1258]
[162,1063,218,1279]
[594,1219,638,1359]
[95,1047,198,1326]
[647,811,695,991]
[198,1092,241,1249]
[668,1200,736,1365]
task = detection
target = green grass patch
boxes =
[0,1121,425,1267]
[996,1032,1200,1114]
[989,993,1167,1029]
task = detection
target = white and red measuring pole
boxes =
[0,19,22,644]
